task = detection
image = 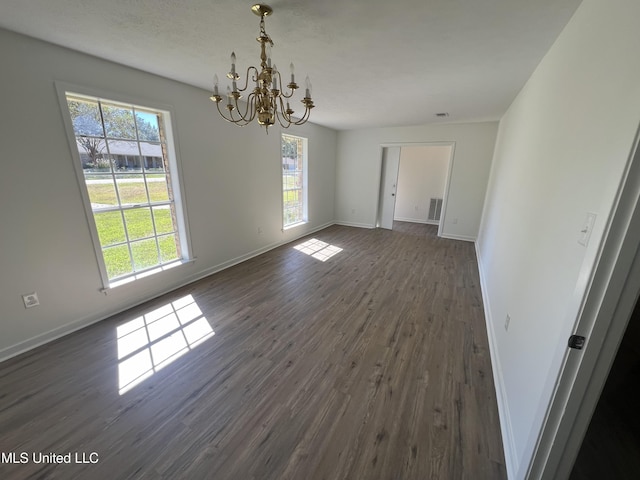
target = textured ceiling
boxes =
[0,0,582,130]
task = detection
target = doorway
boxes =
[376,143,454,233]
[527,126,640,480]
[569,296,640,479]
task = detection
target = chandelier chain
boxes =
[259,16,271,44]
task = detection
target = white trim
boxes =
[55,81,194,288]
[0,260,194,362]
[374,141,456,236]
[0,221,335,364]
[437,143,456,238]
[55,83,110,285]
[527,123,640,479]
[393,216,439,225]
[282,221,309,231]
[335,221,376,229]
[440,233,476,242]
[281,133,308,229]
[476,241,518,479]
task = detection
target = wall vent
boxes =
[428,198,443,221]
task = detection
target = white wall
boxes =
[394,146,450,224]
[475,0,640,477]
[0,29,337,359]
[335,123,497,240]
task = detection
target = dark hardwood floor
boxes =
[0,222,506,479]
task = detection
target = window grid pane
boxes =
[281,134,306,227]
[66,93,184,282]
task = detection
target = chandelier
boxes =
[210,4,315,133]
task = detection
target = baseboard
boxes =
[475,241,518,479]
[181,221,336,284]
[440,232,476,242]
[393,216,438,226]
[0,311,114,363]
[334,221,375,229]
[0,221,336,364]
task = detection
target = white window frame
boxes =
[281,133,308,229]
[56,83,193,290]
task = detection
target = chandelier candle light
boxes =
[210,4,315,133]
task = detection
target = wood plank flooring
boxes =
[0,222,506,479]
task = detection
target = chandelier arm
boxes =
[236,66,260,93]
[226,104,251,126]
[228,111,252,126]
[274,95,293,127]
[276,95,286,118]
[275,114,292,129]
[280,85,299,99]
[292,106,312,125]
[215,101,248,125]
[280,90,296,99]
[245,92,259,123]
[231,91,258,123]
[274,70,296,99]
[275,105,293,129]
[218,93,259,127]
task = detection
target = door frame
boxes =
[375,141,455,235]
[377,146,401,230]
[527,125,640,479]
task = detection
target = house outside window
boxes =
[60,89,191,288]
[282,134,308,228]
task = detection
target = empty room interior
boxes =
[1,0,640,479]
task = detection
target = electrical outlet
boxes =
[505,314,511,331]
[23,292,40,308]
[452,218,458,224]
[351,208,356,214]
[578,213,596,247]
[257,227,263,236]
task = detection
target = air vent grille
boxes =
[428,198,443,221]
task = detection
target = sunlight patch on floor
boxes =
[293,238,343,262]
[116,294,214,394]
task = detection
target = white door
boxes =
[529,127,640,479]
[378,147,400,230]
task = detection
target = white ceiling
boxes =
[0,0,582,130]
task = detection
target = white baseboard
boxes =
[182,221,336,284]
[475,241,518,479]
[0,311,114,363]
[393,216,438,225]
[334,221,375,229]
[440,232,476,242]
[0,221,336,364]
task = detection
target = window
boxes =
[62,91,190,287]
[281,134,308,228]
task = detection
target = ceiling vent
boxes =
[436,112,449,117]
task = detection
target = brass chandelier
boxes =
[210,4,315,132]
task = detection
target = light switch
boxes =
[22,292,40,308]
[578,213,596,247]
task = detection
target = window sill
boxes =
[100,258,196,294]
[283,221,308,231]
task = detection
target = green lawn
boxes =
[87,179,169,205]
[102,233,178,279]
[87,178,178,279]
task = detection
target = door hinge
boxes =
[568,335,586,350]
